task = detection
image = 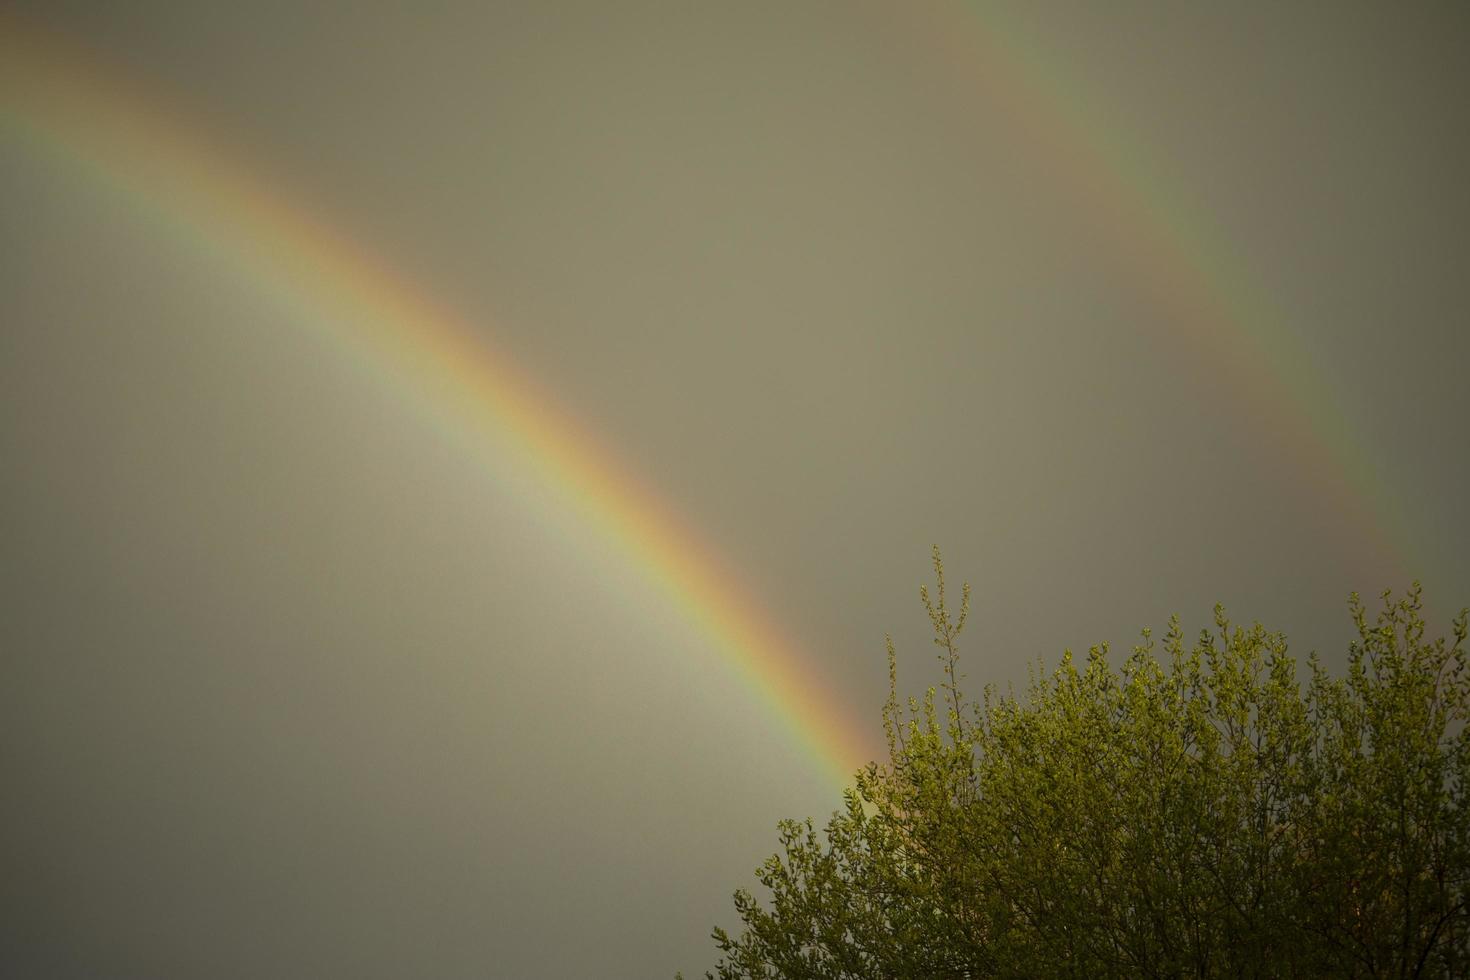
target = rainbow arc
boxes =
[1,9,1412,791]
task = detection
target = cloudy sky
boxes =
[3,2,1467,977]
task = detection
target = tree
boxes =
[687,550,1470,979]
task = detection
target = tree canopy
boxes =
[688,550,1470,979]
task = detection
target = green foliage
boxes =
[687,550,1470,979]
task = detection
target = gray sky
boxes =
[3,2,1468,977]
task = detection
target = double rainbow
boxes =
[1,9,1409,791]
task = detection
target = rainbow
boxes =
[910,1,1411,580]
[0,8,1416,791]
[0,17,877,788]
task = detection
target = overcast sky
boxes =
[3,2,1468,977]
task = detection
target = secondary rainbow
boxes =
[916,0,1413,580]
[0,18,878,788]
